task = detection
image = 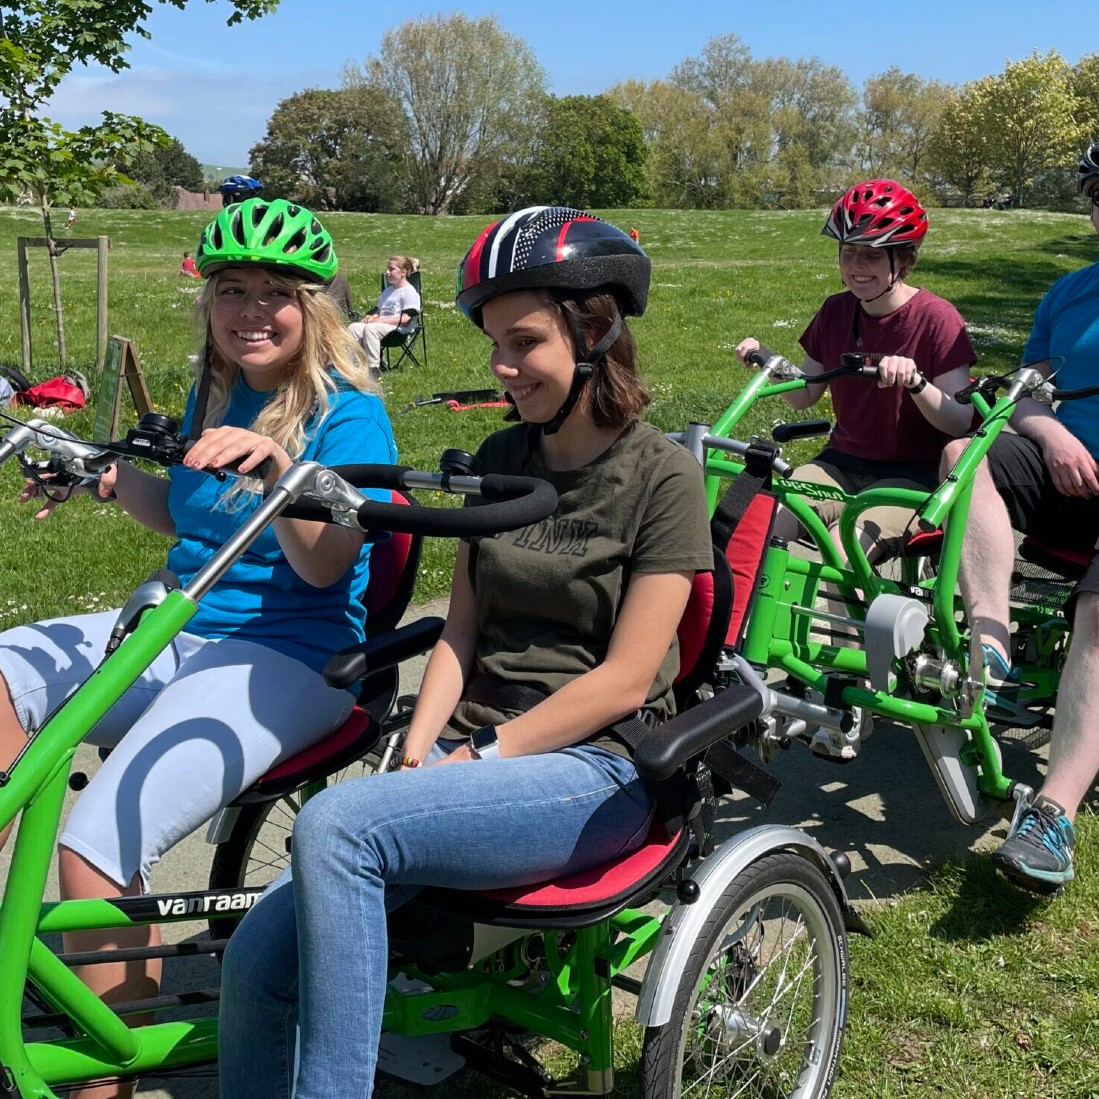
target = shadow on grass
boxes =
[925,855,1045,943]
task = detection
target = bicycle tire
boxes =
[639,851,848,1099]
[207,760,374,941]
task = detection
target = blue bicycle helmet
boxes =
[219,175,264,207]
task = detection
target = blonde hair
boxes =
[193,269,379,460]
[388,255,418,277]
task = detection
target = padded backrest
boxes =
[363,490,423,636]
[673,546,733,710]
[721,492,778,649]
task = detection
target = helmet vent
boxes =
[229,209,246,245]
[282,226,307,256]
[251,202,267,227]
[287,205,301,217]
[263,213,286,248]
[210,224,223,250]
[313,244,332,265]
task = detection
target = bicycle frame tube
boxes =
[0,463,322,1097]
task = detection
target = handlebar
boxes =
[669,428,795,480]
[281,465,558,537]
[0,413,559,539]
[743,346,882,384]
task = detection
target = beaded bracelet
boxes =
[398,755,421,769]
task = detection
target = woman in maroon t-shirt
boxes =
[736,179,976,563]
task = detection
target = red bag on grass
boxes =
[17,373,89,412]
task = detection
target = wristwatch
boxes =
[469,724,500,760]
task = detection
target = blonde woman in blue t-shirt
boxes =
[0,198,395,1099]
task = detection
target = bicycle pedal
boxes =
[807,728,859,763]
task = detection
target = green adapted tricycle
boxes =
[676,347,1091,837]
[0,412,865,1098]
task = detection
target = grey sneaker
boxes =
[991,794,1076,894]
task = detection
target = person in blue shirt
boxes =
[943,139,1099,894]
[0,198,395,1099]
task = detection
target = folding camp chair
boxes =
[380,269,428,371]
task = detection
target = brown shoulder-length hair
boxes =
[502,287,650,429]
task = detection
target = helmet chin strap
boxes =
[539,309,623,436]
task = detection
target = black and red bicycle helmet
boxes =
[822,179,928,247]
[1078,140,1099,193]
[456,206,650,327]
[456,207,651,435]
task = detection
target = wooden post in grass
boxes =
[16,238,31,375]
[16,236,111,376]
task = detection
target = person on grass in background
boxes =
[0,197,396,1099]
[943,140,1099,895]
[736,179,976,565]
[180,250,199,277]
[348,253,421,376]
[218,206,714,1099]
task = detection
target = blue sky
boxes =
[47,0,1099,168]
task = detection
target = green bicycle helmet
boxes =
[196,198,338,282]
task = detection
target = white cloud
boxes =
[48,64,338,166]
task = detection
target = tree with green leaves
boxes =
[1072,53,1099,133]
[111,134,205,207]
[980,50,1087,205]
[350,13,546,215]
[249,85,408,212]
[925,81,993,206]
[523,95,646,209]
[859,68,948,187]
[0,0,278,366]
[609,78,727,208]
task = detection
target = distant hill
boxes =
[201,164,249,183]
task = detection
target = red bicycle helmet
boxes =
[456,206,650,327]
[1078,140,1099,193]
[822,179,928,247]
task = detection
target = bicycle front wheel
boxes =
[640,851,848,1099]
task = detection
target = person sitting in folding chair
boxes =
[349,255,421,375]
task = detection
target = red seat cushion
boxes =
[254,707,372,786]
[476,820,684,911]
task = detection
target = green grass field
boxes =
[3,203,1099,1098]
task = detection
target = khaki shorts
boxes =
[787,459,932,559]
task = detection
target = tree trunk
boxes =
[40,203,67,368]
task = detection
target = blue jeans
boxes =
[218,744,654,1098]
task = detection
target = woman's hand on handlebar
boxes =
[735,337,762,367]
[874,354,923,391]
[17,463,117,521]
[183,426,290,489]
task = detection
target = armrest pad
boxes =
[633,684,764,781]
[323,617,444,690]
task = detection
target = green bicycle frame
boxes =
[697,369,1050,810]
[0,463,323,1098]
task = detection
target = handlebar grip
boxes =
[354,475,558,537]
[180,438,274,481]
[771,419,831,444]
[744,344,777,368]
